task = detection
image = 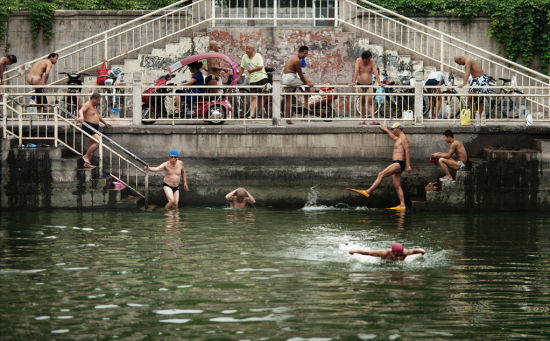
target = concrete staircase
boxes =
[0,140,141,209]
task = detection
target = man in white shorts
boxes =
[282,46,314,124]
[424,70,450,119]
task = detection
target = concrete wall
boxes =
[2,11,501,74]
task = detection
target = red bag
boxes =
[96,61,109,85]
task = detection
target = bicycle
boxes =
[486,77,523,119]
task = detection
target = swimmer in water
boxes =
[225,187,255,209]
[348,243,425,262]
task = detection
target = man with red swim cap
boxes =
[349,242,425,261]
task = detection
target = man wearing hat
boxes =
[347,123,411,210]
[146,149,189,209]
[348,243,426,261]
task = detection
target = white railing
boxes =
[3,0,211,87]
[138,81,550,124]
[338,0,550,110]
[2,94,149,200]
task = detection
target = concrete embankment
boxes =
[2,124,549,210]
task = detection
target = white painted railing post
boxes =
[104,33,108,62]
[144,169,149,208]
[440,33,444,71]
[132,72,143,127]
[334,0,339,27]
[18,105,23,146]
[98,136,103,175]
[274,0,278,27]
[54,106,59,148]
[272,73,282,126]
[2,94,7,139]
[211,0,216,27]
[414,72,423,126]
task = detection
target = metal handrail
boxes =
[345,0,550,84]
[3,0,210,84]
[56,105,148,166]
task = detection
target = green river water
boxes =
[1,205,550,340]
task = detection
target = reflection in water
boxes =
[162,209,185,258]
[225,209,256,224]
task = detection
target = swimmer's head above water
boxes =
[391,242,404,256]
[349,242,425,261]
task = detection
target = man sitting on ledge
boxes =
[431,129,468,182]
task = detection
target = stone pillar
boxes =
[132,72,142,127]
[271,73,282,126]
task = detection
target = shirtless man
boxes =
[454,55,489,118]
[204,41,226,93]
[77,92,111,169]
[146,149,189,209]
[349,50,383,124]
[282,46,314,124]
[431,129,468,182]
[347,122,411,210]
[0,55,17,90]
[225,187,256,209]
[27,53,58,112]
[349,243,426,262]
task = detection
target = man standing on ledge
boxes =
[347,122,411,210]
[282,45,314,125]
[27,53,58,113]
[78,92,111,169]
[146,150,189,209]
[348,50,383,124]
[431,129,468,182]
[349,243,425,262]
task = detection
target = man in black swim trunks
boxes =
[348,50,383,124]
[146,149,189,209]
[78,92,111,169]
[347,123,411,210]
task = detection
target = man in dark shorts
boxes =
[347,122,411,210]
[349,243,426,262]
[77,92,111,169]
[348,50,383,124]
[146,149,189,209]
[27,53,58,114]
[236,44,269,118]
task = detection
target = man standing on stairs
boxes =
[346,123,411,210]
[26,53,58,114]
[78,92,111,169]
[431,129,467,182]
[349,50,383,125]
[146,150,189,209]
[454,55,489,119]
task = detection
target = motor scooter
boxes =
[59,71,89,115]
[141,52,238,125]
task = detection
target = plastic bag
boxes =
[375,87,385,105]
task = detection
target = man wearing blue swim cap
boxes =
[146,149,189,209]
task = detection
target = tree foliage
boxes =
[1,0,548,73]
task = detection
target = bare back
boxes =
[283,55,301,75]
[80,100,101,124]
[162,160,184,187]
[451,140,468,162]
[354,58,377,85]
[229,197,250,209]
[27,59,52,85]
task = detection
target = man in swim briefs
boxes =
[26,52,58,113]
[77,92,111,169]
[431,129,468,182]
[146,149,189,209]
[349,243,426,262]
[454,55,489,118]
[282,45,314,124]
[225,187,256,209]
[347,122,411,210]
[349,50,383,124]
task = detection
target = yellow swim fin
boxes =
[346,188,370,198]
[387,205,406,210]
